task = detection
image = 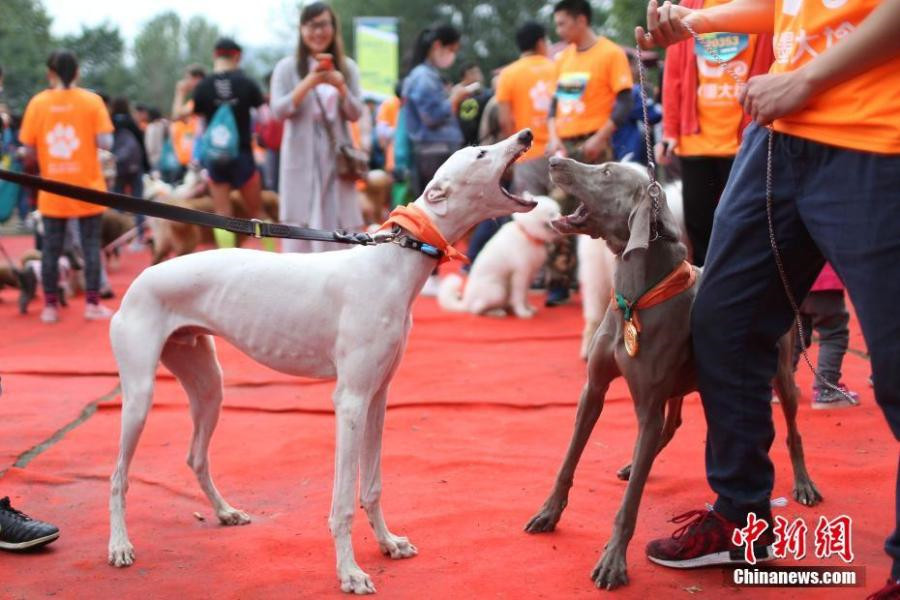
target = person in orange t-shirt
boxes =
[19,50,115,324]
[638,1,900,594]
[659,0,774,266]
[376,89,401,174]
[544,0,634,307]
[496,21,557,196]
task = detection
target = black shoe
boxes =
[545,286,570,307]
[0,497,59,551]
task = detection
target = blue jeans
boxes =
[693,124,900,576]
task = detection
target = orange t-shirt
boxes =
[679,0,758,156]
[376,96,401,171]
[171,117,199,166]
[19,88,114,218]
[495,54,556,160]
[554,37,633,139]
[772,0,900,154]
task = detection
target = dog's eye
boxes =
[476,149,487,159]
[603,167,611,177]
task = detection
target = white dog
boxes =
[107,130,537,594]
[576,168,686,359]
[438,195,561,318]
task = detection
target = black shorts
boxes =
[204,150,258,188]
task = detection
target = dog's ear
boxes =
[424,179,451,217]
[623,193,654,259]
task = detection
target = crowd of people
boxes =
[1,0,898,597]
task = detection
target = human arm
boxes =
[636,0,775,50]
[96,133,113,151]
[739,0,900,124]
[336,59,364,123]
[172,78,195,120]
[268,58,327,120]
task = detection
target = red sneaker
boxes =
[646,508,775,568]
[868,579,900,600]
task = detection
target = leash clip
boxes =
[646,181,663,199]
[249,219,264,239]
[371,230,398,245]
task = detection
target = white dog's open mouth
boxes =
[501,144,536,207]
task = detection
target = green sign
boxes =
[354,17,399,98]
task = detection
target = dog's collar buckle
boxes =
[393,232,445,261]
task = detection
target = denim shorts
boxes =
[205,150,258,188]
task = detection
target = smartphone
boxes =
[316,54,334,71]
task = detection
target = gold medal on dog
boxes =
[624,319,639,357]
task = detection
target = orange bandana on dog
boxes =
[611,260,698,357]
[378,204,470,265]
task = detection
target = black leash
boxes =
[0,169,379,246]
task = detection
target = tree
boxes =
[0,0,54,112]
[131,12,220,114]
[59,23,136,101]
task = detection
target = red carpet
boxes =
[0,232,892,599]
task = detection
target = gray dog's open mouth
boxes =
[501,144,535,207]
[552,202,590,231]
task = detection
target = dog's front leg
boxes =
[331,390,376,595]
[592,405,665,590]
[360,389,417,560]
[510,270,536,319]
[525,373,612,534]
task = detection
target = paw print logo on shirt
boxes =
[45,123,81,160]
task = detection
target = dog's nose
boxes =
[517,129,533,146]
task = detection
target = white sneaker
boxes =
[84,303,114,320]
[40,305,59,324]
[420,275,440,297]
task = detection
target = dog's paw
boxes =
[616,463,632,481]
[379,534,418,559]
[108,541,135,567]
[591,548,629,590]
[524,499,565,534]
[339,565,376,595]
[217,507,251,526]
[514,306,537,319]
[793,478,823,507]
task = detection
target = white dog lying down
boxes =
[438,195,561,318]
[577,171,686,359]
[107,130,537,594]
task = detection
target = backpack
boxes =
[201,103,239,166]
[113,127,143,176]
[158,138,181,177]
[0,154,20,223]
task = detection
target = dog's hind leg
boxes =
[616,395,684,481]
[774,332,822,506]
[525,350,619,534]
[160,335,251,525]
[108,316,165,568]
[360,384,417,560]
[592,399,666,590]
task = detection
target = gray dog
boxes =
[524,158,821,590]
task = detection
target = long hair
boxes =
[47,50,79,89]
[296,2,348,80]
[406,24,461,74]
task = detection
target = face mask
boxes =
[434,48,456,70]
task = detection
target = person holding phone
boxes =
[269,1,364,253]
[657,0,774,266]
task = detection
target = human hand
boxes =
[738,70,816,126]
[636,0,700,50]
[655,137,677,165]
[545,136,566,158]
[449,85,472,111]
[581,131,610,163]
[322,69,347,96]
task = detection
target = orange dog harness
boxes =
[378,204,470,265]
[612,260,698,357]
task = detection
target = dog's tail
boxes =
[437,273,467,313]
